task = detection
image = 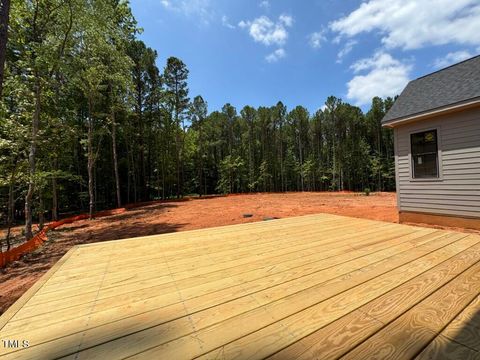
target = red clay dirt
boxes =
[0,191,451,314]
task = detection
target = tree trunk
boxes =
[180,117,187,198]
[135,74,146,201]
[129,141,137,203]
[38,195,44,230]
[156,158,161,199]
[88,125,94,218]
[126,167,130,203]
[5,182,13,251]
[111,107,121,207]
[198,127,204,196]
[332,141,336,190]
[199,155,203,196]
[248,121,253,191]
[0,0,10,98]
[126,139,131,203]
[175,114,181,199]
[94,164,97,211]
[52,156,58,221]
[377,119,382,191]
[161,152,166,200]
[87,99,94,219]
[280,124,284,192]
[25,76,41,240]
[298,132,304,192]
[139,122,146,200]
[5,159,17,251]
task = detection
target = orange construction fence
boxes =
[0,199,181,268]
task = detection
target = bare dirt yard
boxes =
[0,191,394,314]
[3,190,475,315]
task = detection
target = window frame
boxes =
[408,127,443,182]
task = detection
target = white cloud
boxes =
[259,0,270,9]
[433,50,474,68]
[308,31,326,49]
[350,51,400,73]
[265,48,286,63]
[336,40,357,63]
[222,15,235,29]
[347,52,412,106]
[279,14,293,27]
[238,15,293,46]
[160,0,213,25]
[330,0,480,50]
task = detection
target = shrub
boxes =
[364,188,371,196]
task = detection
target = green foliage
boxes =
[164,57,190,118]
[216,155,245,194]
[0,0,397,234]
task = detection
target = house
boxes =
[382,55,480,230]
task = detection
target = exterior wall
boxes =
[394,106,480,219]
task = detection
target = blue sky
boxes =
[129,0,480,113]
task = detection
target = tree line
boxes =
[0,0,395,248]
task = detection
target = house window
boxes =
[411,130,439,179]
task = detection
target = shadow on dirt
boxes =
[73,221,186,242]
[89,203,179,223]
[56,224,89,232]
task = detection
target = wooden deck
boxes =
[1,213,480,359]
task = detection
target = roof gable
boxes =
[382,55,480,125]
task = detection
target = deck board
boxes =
[0,213,479,359]
[439,294,480,352]
[269,240,480,360]
[340,253,480,360]
[415,334,480,360]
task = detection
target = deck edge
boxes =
[74,214,328,248]
[72,213,425,249]
[0,245,80,330]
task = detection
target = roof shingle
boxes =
[382,55,480,124]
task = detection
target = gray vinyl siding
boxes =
[395,107,480,218]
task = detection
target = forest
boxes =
[0,0,396,247]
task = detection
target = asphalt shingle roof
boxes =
[382,55,480,124]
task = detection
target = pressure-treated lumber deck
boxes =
[1,213,480,359]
